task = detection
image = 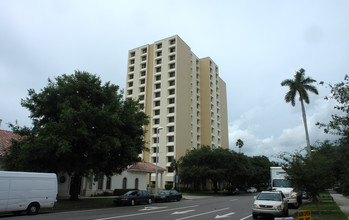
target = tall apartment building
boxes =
[125,35,228,187]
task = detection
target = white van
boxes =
[0,171,58,215]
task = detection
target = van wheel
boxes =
[147,198,153,204]
[131,199,135,206]
[27,203,39,215]
[252,213,258,219]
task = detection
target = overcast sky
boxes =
[1,0,348,161]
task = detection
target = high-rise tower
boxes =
[125,35,228,187]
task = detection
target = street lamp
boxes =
[155,126,163,195]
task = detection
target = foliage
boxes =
[3,71,148,200]
[317,75,349,195]
[235,139,244,153]
[282,141,335,207]
[165,183,173,190]
[178,146,271,192]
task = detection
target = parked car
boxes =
[114,190,154,206]
[230,188,240,195]
[155,190,182,202]
[247,187,257,193]
[252,190,288,219]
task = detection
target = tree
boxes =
[3,71,148,200]
[283,142,335,214]
[317,75,349,195]
[170,158,180,190]
[281,68,319,154]
[235,139,244,153]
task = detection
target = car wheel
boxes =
[252,213,258,219]
[131,199,135,206]
[148,198,153,204]
[27,203,39,215]
[166,197,170,202]
[177,197,181,201]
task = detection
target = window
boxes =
[156,67,161,73]
[156,59,162,65]
[141,56,146,61]
[169,80,175,86]
[129,67,134,72]
[167,167,174,173]
[153,137,158,143]
[155,100,160,106]
[168,116,174,123]
[155,83,161,89]
[128,82,133,87]
[141,71,146,76]
[129,74,134,79]
[153,146,158,153]
[135,178,139,189]
[152,157,157,163]
[141,63,146,69]
[169,55,175,61]
[127,89,133,95]
[130,59,135,64]
[168,136,174,142]
[130,51,135,57]
[170,39,176,45]
[167,156,174,163]
[168,107,175,113]
[168,98,175,104]
[155,91,160,97]
[169,89,175,95]
[157,51,162,57]
[168,126,174,132]
[140,79,145,84]
[169,47,176,53]
[140,87,145,92]
[139,104,144,110]
[142,48,147,53]
[122,177,127,189]
[168,146,174,152]
[154,109,160,115]
[106,177,111,190]
[169,63,175,69]
[157,43,162,49]
[139,95,144,101]
[156,75,161,81]
[98,177,104,189]
[154,118,160,124]
[169,72,175,78]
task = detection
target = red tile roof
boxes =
[128,162,166,173]
[0,129,20,156]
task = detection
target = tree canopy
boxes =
[3,71,148,200]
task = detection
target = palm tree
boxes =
[235,139,244,154]
[281,68,319,154]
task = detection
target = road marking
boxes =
[172,210,195,215]
[174,207,230,220]
[215,212,235,218]
[139,206,167,211]
[230,199,238,202]
[240,214,252,220]
[94,205,199,220]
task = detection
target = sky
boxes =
[1,0,348,161]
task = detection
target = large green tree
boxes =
[281,68,319,154]
[3,71,148,200]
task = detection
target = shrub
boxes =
[165,183,173,190]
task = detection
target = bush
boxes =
[165,183,173,190]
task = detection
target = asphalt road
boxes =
[0,194,299,220]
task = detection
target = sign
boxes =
[298,210,311,220]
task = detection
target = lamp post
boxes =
[155,126,163,195]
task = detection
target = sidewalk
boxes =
[330,190,349,219]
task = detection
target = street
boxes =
[0,194,299,220]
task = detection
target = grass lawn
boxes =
[293,192,347,220]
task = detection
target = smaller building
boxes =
[0,129,20,170]
[58,162,166,198]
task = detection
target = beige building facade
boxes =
[125,35,228,187]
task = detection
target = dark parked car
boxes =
[155,190,182,202]
[114,190,154,206]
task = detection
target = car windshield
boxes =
[160,191,170,195]
[273,179,292,188]
[257,193,281,201]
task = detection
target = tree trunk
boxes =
[70,175,81,200]
[300,99,311,154]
